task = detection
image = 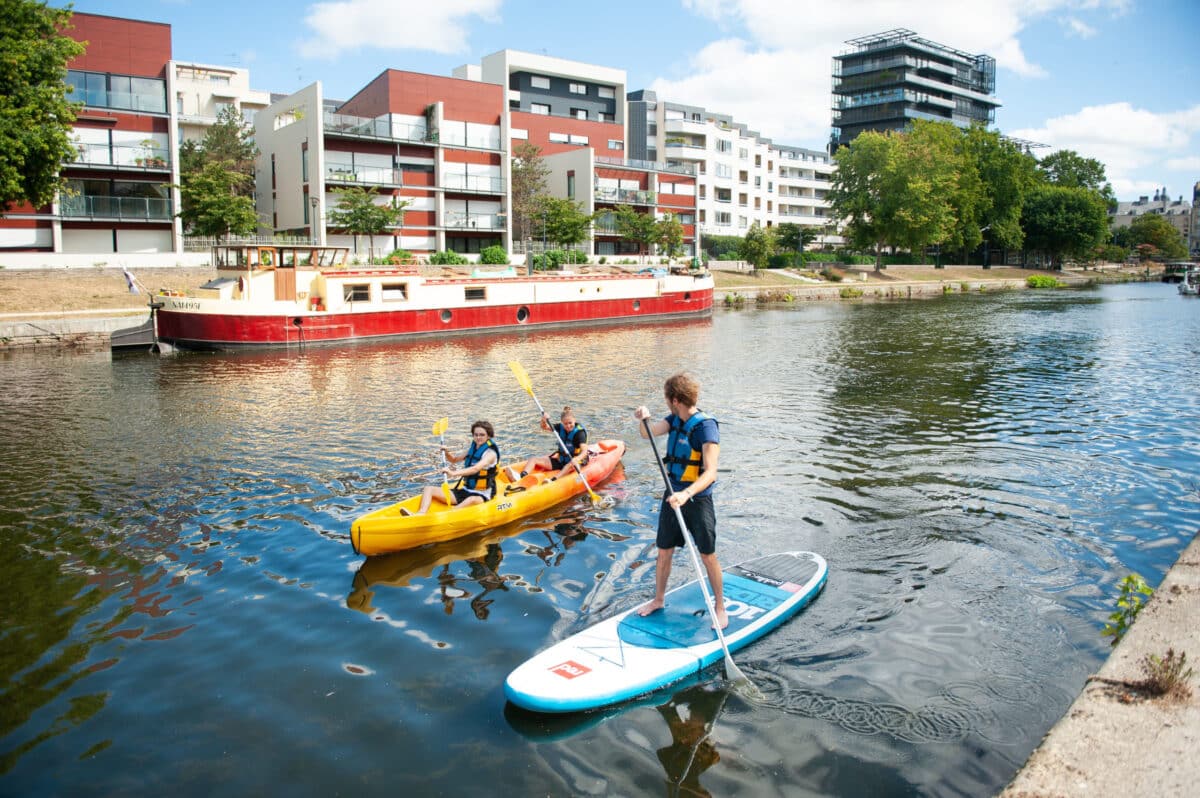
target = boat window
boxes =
[516,306,529,323]
[281,250,298,267]
[343,284,370,302]
[381,282,408,301]
[464,287,486,301]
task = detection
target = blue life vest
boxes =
[456,439,500,495]
[665,412,713,485]
[553,423,587,457]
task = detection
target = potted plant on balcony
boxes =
[138,139,166,168]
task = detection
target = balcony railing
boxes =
[594,187,657,205]
[60,194,173,220]
[72,142,170,170]
[442,174,505,194]
[595,155,695,176]
[444,213,505,231]
[325,166,404,186]
[323,111,430,144]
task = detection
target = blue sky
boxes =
[69,0,1199,201]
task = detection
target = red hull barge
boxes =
[144,245,714,351]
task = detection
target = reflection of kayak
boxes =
[506,551,827,713]
[350,439,625,556]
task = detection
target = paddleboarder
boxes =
[633,373,726,629]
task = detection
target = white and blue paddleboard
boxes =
[504,551,827,713]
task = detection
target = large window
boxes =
[67,70,166,113]
[569,82,587,95]
[530,103,550,115]
[530,75,551,90]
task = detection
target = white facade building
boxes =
[172,61,271,147]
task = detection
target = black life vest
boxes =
[665,412,713,485]
[553,423,587,457]
[456,438,500,495]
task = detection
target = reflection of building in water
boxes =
[655,684,729,797]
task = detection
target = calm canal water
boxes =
[2,282,1198,797]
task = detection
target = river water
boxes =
[2,282,1198,796]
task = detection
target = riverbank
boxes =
[1000,533,1200,796]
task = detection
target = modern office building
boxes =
[628,91,836,245]
[0,12,179,253]
[831,28,1000,152]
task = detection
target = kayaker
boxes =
[405,420,500,515]
[633,373,726,629]
[504,406,589,483]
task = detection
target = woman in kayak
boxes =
[504,406,588,483]
[405,420,500,515]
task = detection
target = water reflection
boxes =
[654,684,729,798]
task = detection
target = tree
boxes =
[178,107,260,231]
[1038,149,1117,209]
[191,106,258,187]
[1120,214,1188,260]
[656,212,685,261]
[829,130,894,267]
[613,205,658,264]
[738,222,775,274]
[539,196,593,250]
[0,1,85,214]
[776,222,817,266]
[1020,185,1109,267]
[327,186,409,261]
[510,142,550,255]
[962,127,1040,253]
[176,163,260,239]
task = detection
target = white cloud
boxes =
[1010,103,1200,197]
[298,0,501,59]
[1061,16,1098,37]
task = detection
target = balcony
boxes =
[71,142,170,171]
[323,111,430,144]
[60,194,173,221]
[442,174,505,194]
[443,213,505,231]
[595,155,695,176]
[663,118,710,137]
[325,166,404,187]
[594,187,657,206]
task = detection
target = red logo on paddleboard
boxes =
[549,660,591,679]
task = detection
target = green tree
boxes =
[176,163,260,239]
[960,126,1039,256]
[178,107,260,228]
[613,205,659,264]
[1020,184,1109,267]
[738,222,775,274]
[656,212,685,261]
[539,196,593,250]
[0,1,85,214]
[327,186,409,261]
[896,120,970,256]
[510,141,550,256]
[829,130,895,267]
[1038,149,1117,209]
[776,222,818,266]
[1120,214,1188,260]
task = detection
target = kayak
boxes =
[350,439,625,555]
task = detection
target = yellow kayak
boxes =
[351,439,625,555]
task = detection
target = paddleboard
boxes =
[504,550,827,713]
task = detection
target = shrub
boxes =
[598,256,607,264]
[839,287,863,299]
[478,245,509,265]
[821,268,843,283]
[1102,573,1153,645]
[723,292,745,306]
[429,250,469,265]
[385,248,415,265]
[756,289,794,304]
[1026,274,1063,289]
[1139,649,1194,698]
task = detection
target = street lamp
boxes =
[310,195,321,246]
[980,223,991,270]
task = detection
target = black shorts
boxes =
[656,493,716,554]
[549,452,587,471]
[452,486,490,504]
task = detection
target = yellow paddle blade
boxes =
[432,417,449,437]
[508,360,534,396]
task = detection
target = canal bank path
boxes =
[1001,533,1200,797]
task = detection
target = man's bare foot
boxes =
[637,599,664,617]
[713,608,729,629]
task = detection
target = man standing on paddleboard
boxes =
[634,373,726,629]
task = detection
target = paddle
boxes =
[641,416,758,694]
[508,360,613,509]
[432,417,453,504]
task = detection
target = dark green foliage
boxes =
[478,245,509,265]
[429,250,469,265]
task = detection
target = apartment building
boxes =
[0,12,179,253]
[173,62,271,147]
[628,91,836,246]
[831,28,1000,152]
[457,51,697,259]
[1109,188,1192,245]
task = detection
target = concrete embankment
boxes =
[0,310,145,350]
[1000,533,1200,797]
[713,272,1093,303]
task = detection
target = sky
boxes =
[68,0,1200,201]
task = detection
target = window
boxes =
[738,193,748,206]
[567,173,575,199]
[716,139,732,153]
[549,132,569,143]
[715,164,732,179]
[715,188,732,203]
[344,284,370,302]
[381,282,408,301]
[739,171,748,184]
[739,148,748,160]
[569,82,587,95]
[568,134,589,145]
[571,108,587,120]
[530,75,550,90]
[715,212,731,226]
[608,139,624,151]
[465,287,487,301]
[598,112,613,123]
[739,216,748,229]
[597,86,615,99]
[530,103,550,115]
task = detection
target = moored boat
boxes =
[1179,267,1200,296]
[351,439,625,555]
[144,244,712,350]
